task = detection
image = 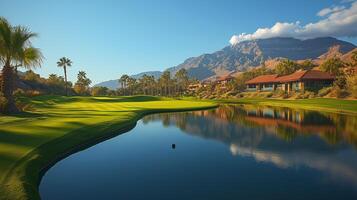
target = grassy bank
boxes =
[0,95,217,200]
[215,98,357,115]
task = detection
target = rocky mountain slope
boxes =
[96,37,356,89]
[167,37,355,80]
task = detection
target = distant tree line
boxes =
[118,69,193,96]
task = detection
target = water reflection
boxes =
[143,105,357,186]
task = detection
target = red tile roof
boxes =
[245,74,278,84]
[301,70,335,80]
[245,70,334,84]
[217,74,234,81]
[275,70,307,82]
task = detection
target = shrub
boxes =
[304,91,315,99]
[330,86,349,98]
[333,75,347,89]
[0,92,7,113]
[273,90,285,97]
[266,92,273,98]
[317,87,332,97]
[346,74,357,98]
[25,90,41,97]
[235,93,244,98]
[91,86,109,96]
[282,93,290,99]
[295,91,315,99]
[14,88,25,97]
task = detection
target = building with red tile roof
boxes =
[245,70,334,93]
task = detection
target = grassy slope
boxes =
[215,98,357,115]
[0,95,217,200]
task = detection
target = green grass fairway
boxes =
[215,98,357,115]
[0,95,217,200]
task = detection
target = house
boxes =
[201,80,212,87]
[187,83,202,92]
[245,70,334,93]
[216,74,235,85]
[214,74,235,90]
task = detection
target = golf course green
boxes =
[0,95,217,200]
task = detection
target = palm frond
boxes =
[21,47,43,69]
[0,17,13,60]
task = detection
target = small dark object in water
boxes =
[172,144,176,149]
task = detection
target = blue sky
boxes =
[1,0,356,84]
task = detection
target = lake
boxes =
[40,105,357,200]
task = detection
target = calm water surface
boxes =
[40,105,357,200]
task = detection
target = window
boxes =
[265,83,273,88]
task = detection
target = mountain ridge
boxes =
[96,37,356,89]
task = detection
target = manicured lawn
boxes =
[215,98,357,115]
[0,95,217,200]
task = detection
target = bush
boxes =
[333,76,347,89]
[24,90,41,97]
[282,93,290,99]
[304,91,315,99]
[296,91,315,99]
[235,93,244,98]
[273,90,286,97]
[91,86,109,96]
[346,74,357,98]
[330,86,349,98]
[317,87,332,97]
[265,92,273,98]
[14,88,25,97]
[0,92,7,113]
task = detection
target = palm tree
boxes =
[147,75,156,95]
[175,68,189,95]
[119,74,129,95]
[0,17,43,113]
[159,71,171,96]
[126,77,136,95]
[57,57,72,96]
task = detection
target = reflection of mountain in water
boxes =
[142,105,357,185]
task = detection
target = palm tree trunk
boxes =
[1,63,19,113]
[64,66,68,96]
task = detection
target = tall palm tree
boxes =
[119,74,129,95]
[159,71,171,96]
[0,17,43,113]
[175,68,189,95]
[126,77,136,95]
[57,57,72,96]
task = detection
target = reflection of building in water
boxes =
[143,106,357,187]
[244,106,336,134]
[246,107,304,123]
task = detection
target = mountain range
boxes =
[96,37,356,89]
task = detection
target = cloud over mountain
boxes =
[230,1,357,45]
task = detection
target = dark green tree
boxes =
[57,57,72,96]
[0,17,43,113]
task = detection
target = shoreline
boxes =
[213,98,357,115]
[0,105,218,200]
[1,96,357,200]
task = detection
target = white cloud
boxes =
[317,6,345,17]
[229,1,357,45]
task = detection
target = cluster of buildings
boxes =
[187,70,335,94]
[187,74,235,92]
[245,70,334,93]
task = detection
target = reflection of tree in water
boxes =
[142,105,357,186]
[142,105,357,148]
